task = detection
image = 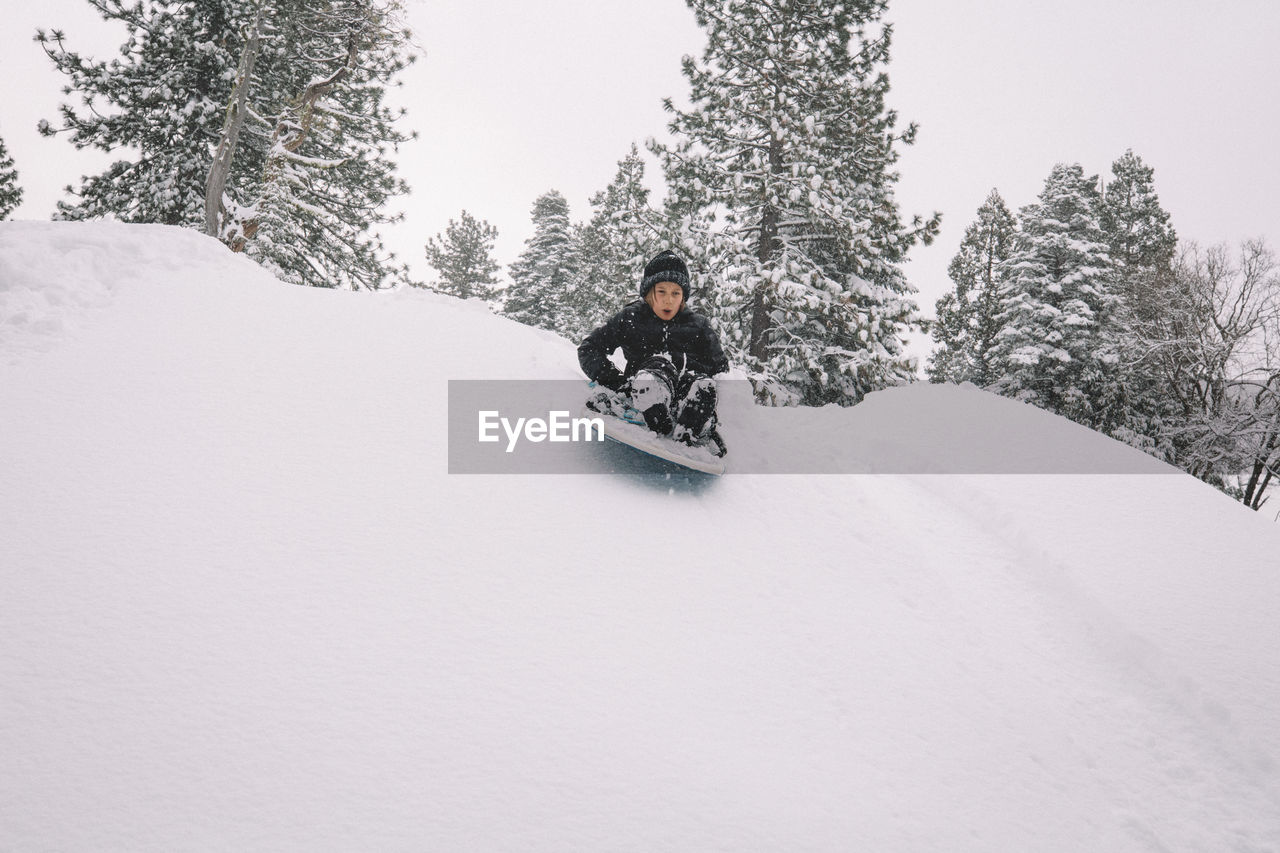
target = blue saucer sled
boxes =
[580,402,726,476]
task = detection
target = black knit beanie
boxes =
[640,250,691,300]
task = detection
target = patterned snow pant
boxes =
[628,355,718,441]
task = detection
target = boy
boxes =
[578,250,729,457]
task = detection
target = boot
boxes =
[642,403,674,436]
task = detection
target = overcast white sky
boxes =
[3,0,1277,359]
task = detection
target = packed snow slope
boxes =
[2,222,1279,852]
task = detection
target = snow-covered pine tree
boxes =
[564,145,671,339]
[1098,149,1180,453]
[503,191,580,334]
[242,0,415,290]
[654,0,939,405]
[1101,150,1177,277]
[0,132,21,219]
[38,0,415,289]
[424,210,501,302]
[988,163,1119,427]
[37,0,243,224]
[927,189,1017,385]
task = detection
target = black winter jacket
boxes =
[578,300,729,391]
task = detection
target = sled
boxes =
[582,404,726,476]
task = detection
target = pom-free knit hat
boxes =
[640,250,691,299]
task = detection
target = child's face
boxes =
[647,282,684,320]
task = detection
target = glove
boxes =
[595,365,627,393]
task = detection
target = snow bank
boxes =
[2,222,1278,852]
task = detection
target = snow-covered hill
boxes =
[2,222,1278,852]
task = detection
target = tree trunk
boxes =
[748,130,784,363]
[749,205,778,362]
[204,2,265,239]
